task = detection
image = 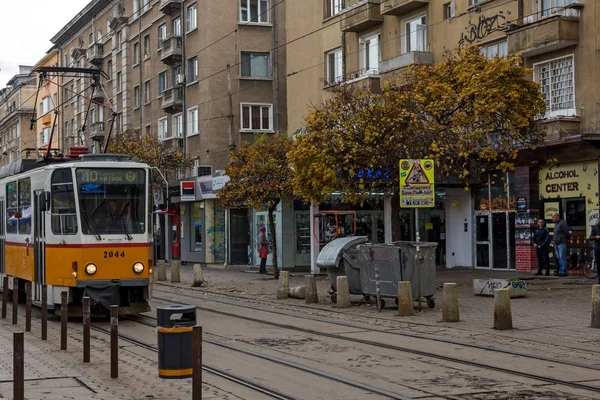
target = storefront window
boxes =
[295,212,310,255]
[565,198,586,228]
[191,202,203,252]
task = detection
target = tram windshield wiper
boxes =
[115,215,133,241]
[81,205,102,240]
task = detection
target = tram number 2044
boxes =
[104,250,126,258]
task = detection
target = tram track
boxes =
[152,286,600,371]
[151,290,600,395]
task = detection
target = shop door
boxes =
[230,208,249,264]
[475,214,490,268]
[492,213,509,269]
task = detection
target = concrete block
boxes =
[397,281,413,316]
[288,286,306,299]
[336,276,351,308]
[170,261,180,283]
[592,285,600,328]
[276,271,289,299]
[304,275,319,304]
[473,279,527,298]
[192,263,204,287]
[156,260,166,281]
[442,283,459,322]
[493,288,513,330]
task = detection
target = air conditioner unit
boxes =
[176,74,186,85]
[197,165,212,177]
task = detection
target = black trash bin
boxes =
[157,305,196,379]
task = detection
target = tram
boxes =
[0,150,152,315]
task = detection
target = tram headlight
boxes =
[85,263,97,275]
[133,262,145,274]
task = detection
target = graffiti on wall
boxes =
[207,205,226,262]
[458,13,509,48]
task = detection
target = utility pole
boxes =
[227,64,235,152]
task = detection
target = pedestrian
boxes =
[154,227,162,260]
[552,213,571,277]
[257,226,269,274]
[532,219,550,276]
[589,218,600,284]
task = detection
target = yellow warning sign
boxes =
[399,159,435,208]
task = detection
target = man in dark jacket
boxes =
[552,213,571,277]
[533,219,550,276]
[589,220,600,284]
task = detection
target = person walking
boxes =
[533,219,550,276]
[589,219,600,284]
[552,213,571,277]
[257,226,269,274]
[154,227,162,261]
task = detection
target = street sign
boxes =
[399,159,435,208]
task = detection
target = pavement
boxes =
[1,264,599,399]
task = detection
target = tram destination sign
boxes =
[399,159,435,208]
[77,169,145,184]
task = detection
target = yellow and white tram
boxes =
[0,152,152,315]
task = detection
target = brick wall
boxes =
[515,245,537,272]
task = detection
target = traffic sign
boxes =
[399,159,435,208]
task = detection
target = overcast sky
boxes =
[0,0,91,87]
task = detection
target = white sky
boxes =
[0,0,91,87]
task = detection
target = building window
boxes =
[158,71,167,95]
[41,128,51,145]
[240,0,269,23]
[541,0,574,16]
[144,81,151,104]
[172,65,183,87]
[187,3,197,31]
[480,41,507,59]
[41,97,51,115]
[116,31,122,51]
[406,16,426,53]
[97,30,103,43]
[443,1,455,19]
[134,86,141,108]
[535,55,575,117]
[158,117,169,140]
[133,42,140,65]
[89,32,94,45]
[359,32,380,76]
[133,0,140,17]
[241,103,272,131]
[107,60,112,80]
[326,48,343,84]
[143,35,150,58]
[187,107,199,136]
[173,113,183,138]
[241,52,270,78]
[187,57,198,83]
[173,18,181,36]
[116,72,122,92]
[142,0,150,13]
[158,24,167,44]
[326,0,343,18]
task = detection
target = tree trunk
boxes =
[268,200,280,279]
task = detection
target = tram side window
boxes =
[6,181,17,234]
[51,169,77,235]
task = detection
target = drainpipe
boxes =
[181,0,187,161]
[273,0,279,133]
[518,0,523,22]
[341,32,346,81]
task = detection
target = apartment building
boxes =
[0,67,37,166]
[32,49,62,158]
[286,0,597,272]
[49,0,287,266]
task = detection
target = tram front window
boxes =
[76,168,146,236]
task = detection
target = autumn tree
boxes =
[106,129,188,184]
[289,46,547,204]
[218,134,294,279]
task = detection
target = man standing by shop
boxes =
[589,219,600,284]
[533,219,550,276]
[552,213,571,277]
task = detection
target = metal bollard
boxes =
[1,275,7,319]
[192,326,203,400]
[41,284,47,341]
[14,332,24,400]
[83,297,91,362]
[111,305,118,378]
[12,277,18,325]
[25,282,31,332]
[60,291,67,350]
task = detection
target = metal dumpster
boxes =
[316,236,369,302]
[357,241,437,309]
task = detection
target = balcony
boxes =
[341,1,383,32]
[160,35,182,66]
[92,92,104,104]
[380,0,429,16]
[87,43,104,66]
[327,71,381,93]
[159,0,182,15]
[506,7,581,58]
[90,122,106,141]
[41,113,52,127]
[161,87,183,114]
[380,51,433,74]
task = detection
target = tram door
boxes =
[33,190,46,302]
[0,198,4,279]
